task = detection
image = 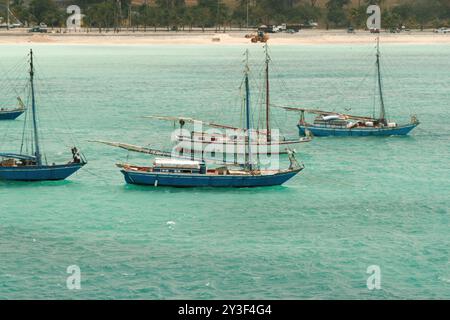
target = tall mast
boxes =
[376,37,386,124]
[265,44,271,142]
[244,50,253,170]
[29,49,42,165]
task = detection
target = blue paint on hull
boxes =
[0,110,25,120]
[121,169,302,188]
[298,123,418,137]
[0,163,85,181]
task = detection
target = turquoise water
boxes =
[0,44,449,299]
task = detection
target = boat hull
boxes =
[0,163,85,181]
[0,110,25,120]
[121,169,302,188]
[298,123,418,137]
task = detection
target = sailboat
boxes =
[93,51,304,188]
[279,38,419,137]
[0,50,86,181]
[145,45,311,156]
[0,98,26,120]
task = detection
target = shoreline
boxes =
[1,30,449,45]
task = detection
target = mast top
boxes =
[264,43,271,63]
[376,36,380,57]
[29,49,34,76]
[244,49,250,75]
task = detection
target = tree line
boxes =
[4,0,450,30]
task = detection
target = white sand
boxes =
[0,30,449,45]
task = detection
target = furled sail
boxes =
[272,105,375,121]
[90,140,245,166]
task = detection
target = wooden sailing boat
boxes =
[145,45,311,156]
[0,50,86,181]
[94,51,304,188]
[0,97,26,120]
[0,40,26,120]
[280,38,419,137]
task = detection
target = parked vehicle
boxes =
[0,21,22,29]
[28,26,47,33]
[258,25,273,33]
[280,24,301,32]
[434,28,449,34]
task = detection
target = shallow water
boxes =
[0,44,449,299]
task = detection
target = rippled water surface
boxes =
[0,44,449,299]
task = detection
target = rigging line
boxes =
[0,61,28,103]
[80,167,111,185]
[254,66,264,130]
[218,75,246,131]
[0,55,27,82]
[0,116,14,149]
[229,86,243,128]
[268,59,312,108]
[376,53,414,118]
[34,59,80,150]
[30,71,48,162]
[0,66,28,146]
[257,71,288,134]
[228,62,247,126]
[35,73,72,149]
[249,64,265,131]
[0,54,28,77]
[19,87,31,154]
[372,61,377,119]
[270,46,377,110]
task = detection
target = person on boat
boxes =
[71,147,81,164]
[286,149,301,170]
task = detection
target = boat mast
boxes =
[265,44,271,142]
[244,50,253,171]
[29,49,42,165]
[376,37,386,125]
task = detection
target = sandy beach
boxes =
[0,29,449,45]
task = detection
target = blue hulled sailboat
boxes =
[0,103,25,120]
[279,38,419,137]
[0,50,86,181]
[94,51,304,188]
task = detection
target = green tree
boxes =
[326,0,350,28]
[348,6,366,28]
[10,0,31,26]
[29,0,63,27]
[86,1,115,32]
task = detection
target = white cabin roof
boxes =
[154,158,201,169]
